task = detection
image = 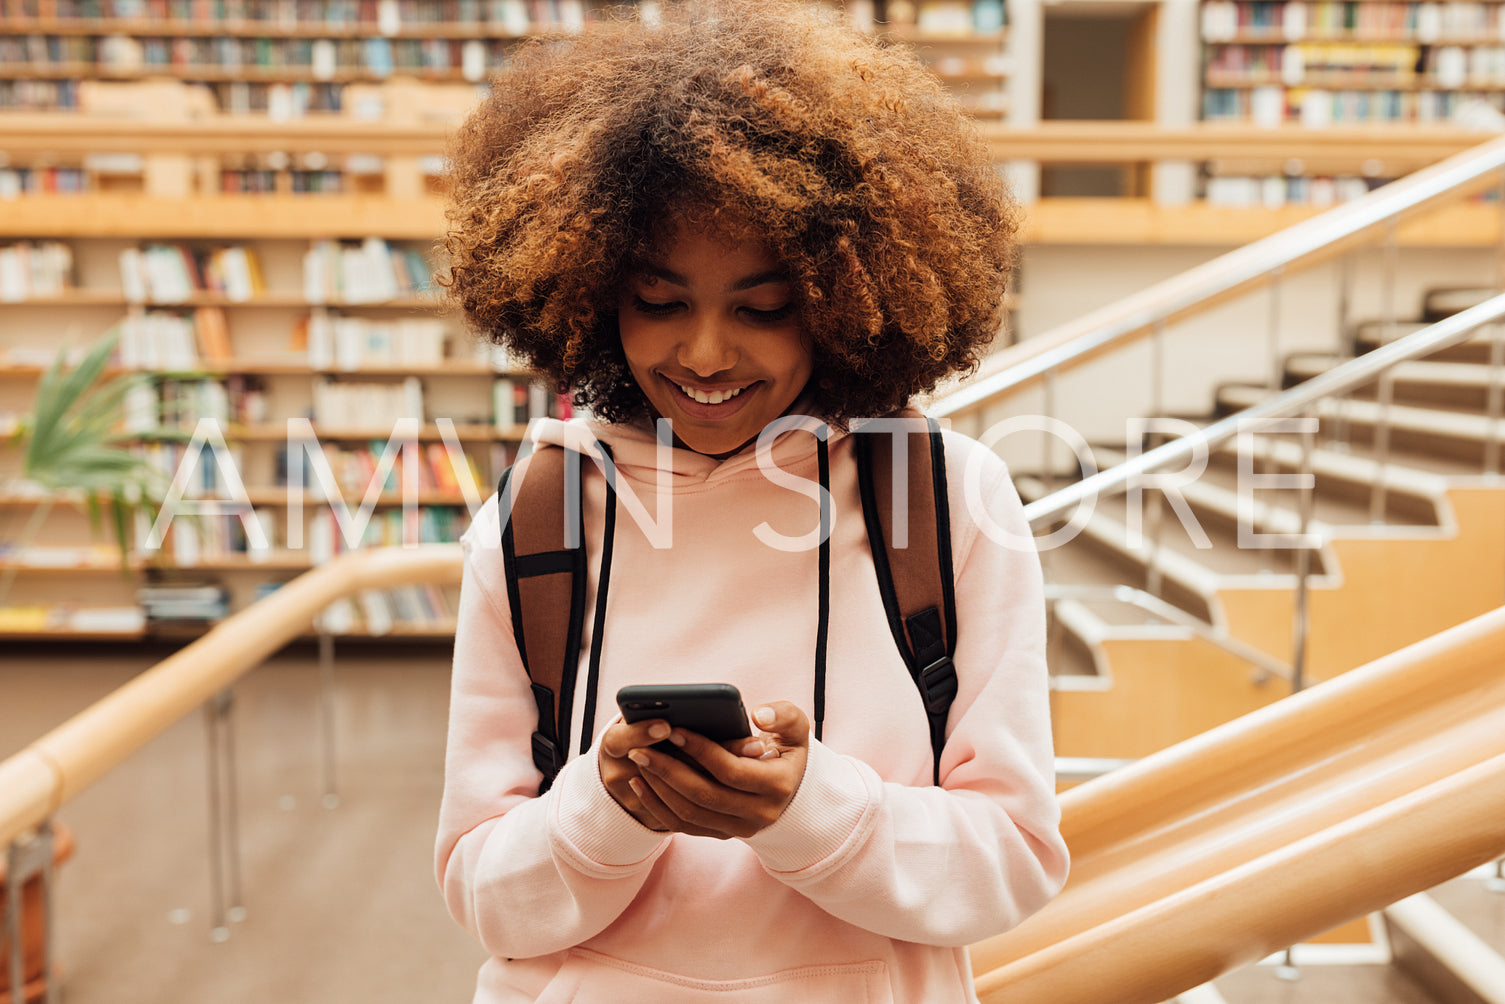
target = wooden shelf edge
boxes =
[1022,197,1505,247]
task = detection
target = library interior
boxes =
[3,0,1505,1002]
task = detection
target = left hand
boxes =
[625,701,810,839]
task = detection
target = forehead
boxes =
[633,210,786,284]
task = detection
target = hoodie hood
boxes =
[522,403,840,492]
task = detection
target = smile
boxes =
[676,382,750,406]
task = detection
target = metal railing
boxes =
[930,133,1505,419]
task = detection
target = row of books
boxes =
[133,375,273,430]
[138,583,230,622]
[151,502,465,567]
[1209,42,1505,86]
[112,307,233,371]
[493,377,573,429]
[213,79,345,115]
[135,437,249,492]
[1206,42,1422,78]
[1202,173,1382,207]
[311,375,426,425]
[0,604,146,633]
[303,237,435,305]
[0,78,79,111]
[276,439,485,496]
[1203,1,1505,42]
[0,241,75,301]
[0,167,88,198]
[119,243,267,304]
[220,168,346,193]
[860,1,1006,34]
[302,312,450,369]
[0,0,586,28]
[1202,83,1502,123]
[74,34,505,82]
[318,584,455,636]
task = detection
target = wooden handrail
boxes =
[0,544,463,849]
[4,543,1504,1002]
[971,604,1505,1003]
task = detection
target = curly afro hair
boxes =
[442,0,1019,426]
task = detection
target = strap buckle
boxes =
[918,655,957,714]
[530,731,562,776]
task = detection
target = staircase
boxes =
[1035,286,1505,1003]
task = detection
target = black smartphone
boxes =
[616,683,753,746]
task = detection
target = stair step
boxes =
[1424,286,1500,322]
[1384,892,1505,1004]
[1217,384,1505,469]
[1286,353,1505,412]
[1017,474,1219,625]
[1091,446,1335,578]
[1205,429,1449,528]
[1212,961,1436,1003]
[1354,321,1498,365]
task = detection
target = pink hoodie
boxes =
[435,415,1067,1003]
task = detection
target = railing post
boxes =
[4,822,57,1004]
[1485,323,1504,478]
[1329,252,1355,451]
[203,687,245,943]
[1291,411,1318,696]
[1267,264,1285,395]
[318,631,341,810]
[1042,371,1058,494]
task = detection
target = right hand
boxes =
[599,719,678,830]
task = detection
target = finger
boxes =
[626,777,673,831]
[669,729,782,795]
[751,701,810,748]
[637,769,753,839]
[600,719,673,758]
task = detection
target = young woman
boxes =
[435,2,1068,1000]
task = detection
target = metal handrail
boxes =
[929,133,1505,418]
[1020,292,1505,529]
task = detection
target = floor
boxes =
[2,642,488,1004]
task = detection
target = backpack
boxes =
[497,412,958,793]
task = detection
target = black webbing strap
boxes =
[854,410,956,785]
[499,447,589,793]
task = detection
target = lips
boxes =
[660,374,760,420]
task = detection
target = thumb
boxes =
[752,701,810,746]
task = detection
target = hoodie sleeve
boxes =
[433,491,670,960]
[741,433,1069,946]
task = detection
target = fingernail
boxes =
[628,778,644,796]
[648,722,669,740]
[755,707,775,727]
[742,740,765,757]
[628,750,650,767]
[668,731,685,747]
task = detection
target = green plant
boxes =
[1,333,168,606]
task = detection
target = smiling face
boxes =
[616,218,815,458]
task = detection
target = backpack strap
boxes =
[499,447,588,794]
[855,410,957,786]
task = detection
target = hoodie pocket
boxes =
[535,949,893,1004]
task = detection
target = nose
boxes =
[677,313,739,377]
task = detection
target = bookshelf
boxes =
[0,231,566,642]
[1198,0,1505,204]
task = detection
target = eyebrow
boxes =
[636,263,790,292]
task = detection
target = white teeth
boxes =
[678,383,745,405]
